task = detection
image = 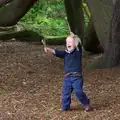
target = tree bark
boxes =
[0,0,13,5]
[0,31,66,45]
[87,0,120,69]
[103,0,120,68]
[0,0,38,26]
[85,0,113,49]
[0,25,66,45]
[64,0,84,41]
[0,24,43,41]
[83,17,104,53]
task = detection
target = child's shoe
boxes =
[84,105,93,112]
[58,108,71,112]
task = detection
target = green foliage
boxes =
[84,12,89,28]
[20,0,69,37]
[20,0,89,37]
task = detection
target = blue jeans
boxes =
[62,76,89,110]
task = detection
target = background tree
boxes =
[86,0,120,68]
[0,0,37,26]
[1,0,120,69]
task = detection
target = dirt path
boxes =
[0,42,119,120]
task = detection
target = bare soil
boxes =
[0,42,119,120]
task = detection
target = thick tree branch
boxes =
[0,0,13,5]
[0,0,38,26]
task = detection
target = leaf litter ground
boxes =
[0,42,119,120]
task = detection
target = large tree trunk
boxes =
[83,17,104,53]
[64,0,84,41]
[87,0,120,69]
[0,0,38,26]
[86,0,113,49]
[102,0,120,68]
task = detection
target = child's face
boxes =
[66,36,76,51]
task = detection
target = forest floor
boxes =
[0,41,119,120]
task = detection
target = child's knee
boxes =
[62,87,72,99]
[74,89,84,96]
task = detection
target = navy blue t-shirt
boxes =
[54,47,82,74]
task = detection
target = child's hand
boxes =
[44,47,55,55]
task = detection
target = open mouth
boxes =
[67,46,71,48]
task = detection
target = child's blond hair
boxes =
[70,32,82,47]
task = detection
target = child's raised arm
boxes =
[54,49,65,58]
[44,47,65,59]
[44,47,55,54]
